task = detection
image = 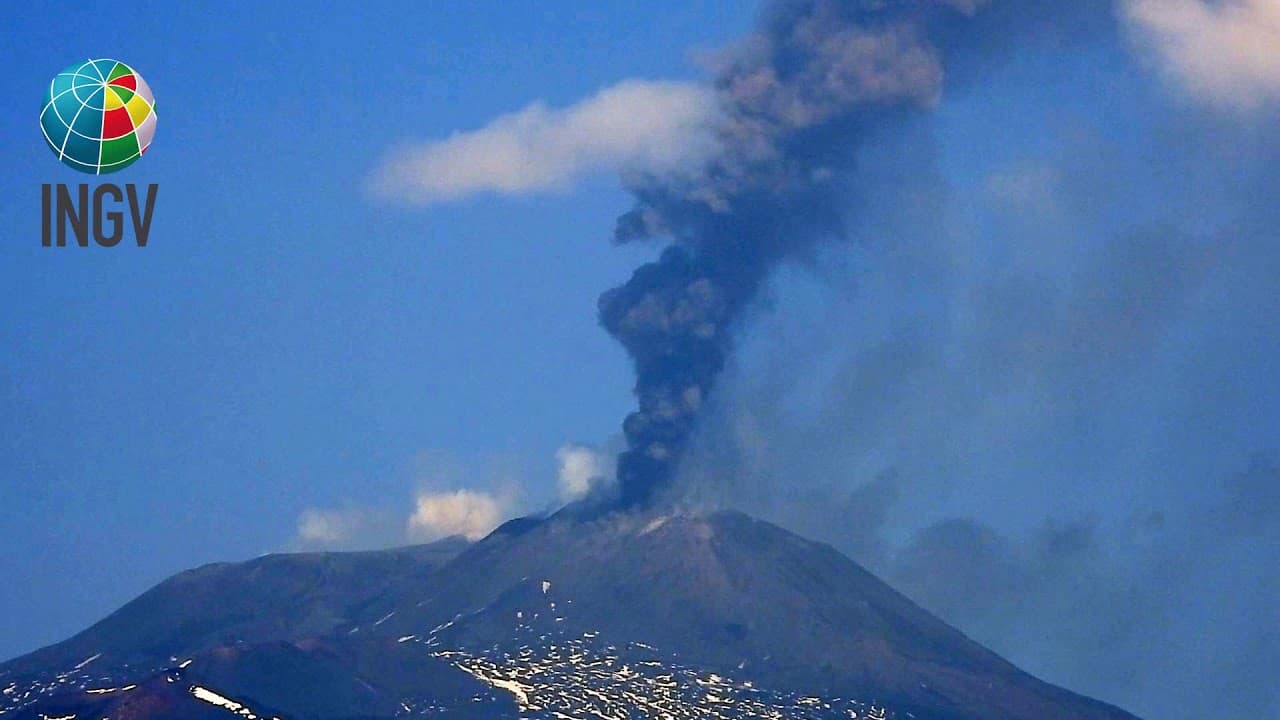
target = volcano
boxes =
[0,510,1139,720]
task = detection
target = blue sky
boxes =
[0,1,753,660]
[3,2,1279,718]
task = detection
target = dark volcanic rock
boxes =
[2,537,466,675]
[370,510,1137,720]
[0,512,1139,720]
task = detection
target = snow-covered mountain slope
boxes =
[0,510,1141,720]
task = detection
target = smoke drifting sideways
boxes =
[601,0,990,508]
[656,0,1280,714]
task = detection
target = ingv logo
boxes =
[39,58,159,247]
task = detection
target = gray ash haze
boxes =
[653,3,1279,719]
[601,0,1007,507]
[372,0,1280,717]
[583,1,1278,717]
[5,1,1276,718]
[597,0,1134,507]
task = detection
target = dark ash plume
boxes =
[600,0,987,507]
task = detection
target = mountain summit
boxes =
[0,510,1139,720]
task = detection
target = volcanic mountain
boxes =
[0,510,1140,720]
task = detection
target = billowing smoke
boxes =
[359,0,1280,715]
[602,0,990,507]
[655,0,1280,716]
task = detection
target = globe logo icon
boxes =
[40,59,156,174]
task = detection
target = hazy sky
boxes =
[2,2,1278,719]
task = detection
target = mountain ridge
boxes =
[1,536,469,675]
[0,510,1140,720]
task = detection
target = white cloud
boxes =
[1124,0,1280,109]
[555,444,613,502]
[369,79,719,203]
[406,489,511,541]
[298,444,616,548]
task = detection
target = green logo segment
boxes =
[40,59,157,174]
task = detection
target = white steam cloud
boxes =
[555,444,613,502]
[292,443,611,551]
[370,80,719,203]
[1124,0,1280,109]
[406,489,512,541]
